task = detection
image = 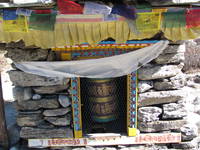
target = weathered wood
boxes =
[0,73,9,149]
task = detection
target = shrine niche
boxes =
[53,40,158,138]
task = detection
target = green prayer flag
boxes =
[29,13,56,31]
[162,11,186,28]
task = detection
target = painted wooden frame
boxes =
[53,40,159,138]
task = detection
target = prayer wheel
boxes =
[85,78,119,123]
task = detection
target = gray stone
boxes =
[192,97,200,114]
[85,146,96,150]
[17,98,59,110]
[59,95,71,107]
[33,84,70,94]
[162,103,187,119]
[179,124,198,141]
[17,114,43,127]
[32,94,42,100]
[20,127,73,138]
[44,115,71,126]
[155,53,185,64]
[172,141,198,149]
[13,87,33,101]
[138,65,181,80]
[138,107,162,122]
[72,148,86,150]
[47,50,57,61]
[154,74,186,90]
[104,148,116,150]
[6,40,25,49]
[138,90,186,107]
[8,70,69,87]
[5,47,49,62]
[138,81,153,93]
[18,110,42,115]
[43,108,71,117]
[139,120,187,132]
[51,147,73,150]
[162,44,186,54]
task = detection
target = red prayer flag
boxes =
[34,9,52,14]
[186,9,200,28]
[57,0,83,14]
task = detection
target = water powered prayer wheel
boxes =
[86,78,119,123]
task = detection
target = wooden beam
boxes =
[0,73,9,149]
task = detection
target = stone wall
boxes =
[3,40,200,150]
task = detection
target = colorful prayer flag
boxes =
[3,9,17,20]
[29,13,56,31]
[186,9,200,28]
[57,0,83,14]
[162,11,186,28]
[136,12,161,32]
[3,16,28,32]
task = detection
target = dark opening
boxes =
[80,76,127,136]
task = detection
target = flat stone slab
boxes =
[155,53,184,65]
[20,127,73,139]
[138,107,162,122]
[33,85,70,94]
[8,70,69,87]
[138,81,153,93]
[13,87,33,101]
[5,48,49,62]
[138,90,186,107]
[17,114,43,127]
[17,98,60,110]
[162,44,186,54]
[154,73,186,91]
[139,120,187,132]
[43,108,71,117]
[162,103,187,119]
[44,115,71,126]
[138,65,181,80]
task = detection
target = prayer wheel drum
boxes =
[86,78,119,123]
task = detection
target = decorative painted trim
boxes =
[52,40,159,52]
[28,133,181,147]
[71,77,83,138]
[127,72,138,136]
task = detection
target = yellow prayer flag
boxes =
[152,8,167,13]
[3,16,28,32]
[136,12,161,32]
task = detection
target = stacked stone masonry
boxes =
[4,40,200,149]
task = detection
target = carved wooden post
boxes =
[0,73,9,149]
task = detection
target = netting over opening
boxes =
[80,76,127,135]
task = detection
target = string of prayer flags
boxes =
[136,12,161,32]
[57,0,83,14]
[3,9,17,20]
[16,8,33,16]
[84,2,112,15]
[186,9,200,28]
[3,16,28,32]
[162,11,186,28]
[29,13,56,31]
[34,9,52,14]
[111,4,136,20]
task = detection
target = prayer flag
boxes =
[162,11,186,28]
[3,16,28,32]
[29,13,56,31]
[186,9,200,28]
